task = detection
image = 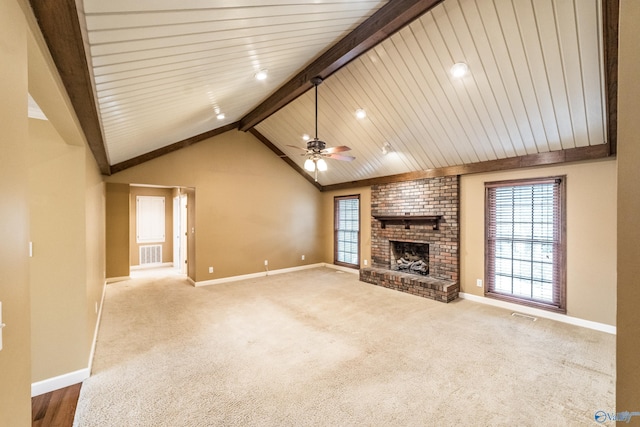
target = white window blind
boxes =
[136,196,165,243]
[485,177,565,312]
[335,195,360,267]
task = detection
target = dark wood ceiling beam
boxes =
[110,123,239,174]
[248,129,323,191]
[238,0,444,132]
[29,0,111,175]
[603,0,619,155]
[321,145,613,192]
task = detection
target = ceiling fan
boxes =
[287,76,355,181]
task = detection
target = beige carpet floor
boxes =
[74,267,615,426]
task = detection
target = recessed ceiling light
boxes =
[302,134,310,141]
[450,62,469,78]
[255,69,268,81]
[216,113,225,120]
[381,142,391,155]
[355,108,367,119]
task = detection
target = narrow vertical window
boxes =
[136,196,165,243]
[485,177,566,312]
[334,195,360,268]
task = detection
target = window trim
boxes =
[334,194,360,269]
[484,176,567,313]
[136,195,166,244]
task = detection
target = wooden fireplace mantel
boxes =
[373,214,442,230]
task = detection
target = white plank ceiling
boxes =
[81,0,388,165]
[256,0,606,185]
[77,0,606,186]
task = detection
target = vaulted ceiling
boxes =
[30,0,617,190]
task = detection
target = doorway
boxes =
[173,193,188,274]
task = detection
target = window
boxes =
[334,195,360,268]
[136,196,165,243]
[485,177,566,312]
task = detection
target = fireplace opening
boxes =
[390,241,429,276]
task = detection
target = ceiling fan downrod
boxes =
[311,76,323,141]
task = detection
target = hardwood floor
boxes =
[32,383,81,427]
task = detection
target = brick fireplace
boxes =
[360,176,460,302]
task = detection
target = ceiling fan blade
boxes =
[322,145,351,154]
[285,144,308,152]
[325,153,356,162]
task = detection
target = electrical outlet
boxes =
[301,255,305,261]
[476,279,483,288]
[264,260,268,266]
[209,266,214,273]
[364,259,368,266]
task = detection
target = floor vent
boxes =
[140,245,162,265]
[511,312,537,321]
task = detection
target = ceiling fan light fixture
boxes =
[450,62,469,78]
[304,158,316,172]
[285,76,354,181]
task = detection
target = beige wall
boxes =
[0,0,637,419]
[321,187,372,268]
[28,119,88,381]
[0,0,32,424]
[106,183,130,279]
[84,150,106,367]
[617,0,640,411]
[326,164,617,327]
[106,130,324,282]
[129,186,174,266]
[460,159,617,326]
[1,0,106,421]
[24,1,106,392]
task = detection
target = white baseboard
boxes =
[31,368,89,397]
[31,281,108,397]
[267,263,328,276]
[106,275,130,283]
[195,271,266,287]
[30,264,358,396]
[458,292,616,335]
[130,262,173,271]
[324,263,360,275]
[88,281,107,373]
[194,263,332,287]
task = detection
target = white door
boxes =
[173,196,181,271]
[180,194,187,274]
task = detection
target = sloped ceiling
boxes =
[30,0,617,189]
[257,0,613,187]
[81,0,390,166]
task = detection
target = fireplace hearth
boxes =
[360,176,460,303]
